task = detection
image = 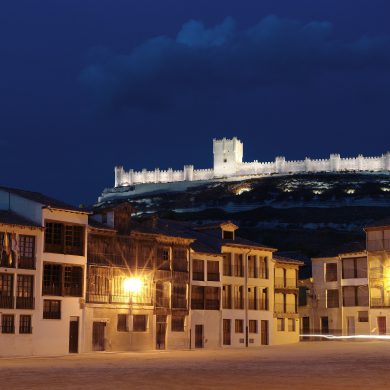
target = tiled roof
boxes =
[0,210,42,228]
[273,254,305,265]
[88,218,116,232]
[0,186,89,214]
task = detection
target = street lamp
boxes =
[123,277,143,296]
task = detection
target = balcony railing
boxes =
[42,285,62,296]
[87,293,110,303]
[172,298,187,309]
[18,257,36,270]
[19,325,32,334]
[192,271,204,281]
[274,303,297,314]
[247,268,258,278]
[0,296,14,309]
[1,325,15,334]
[16,297,35,309]
[222,299,232,309]
[370,298,390,307]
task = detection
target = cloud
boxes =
[80,15,390,112]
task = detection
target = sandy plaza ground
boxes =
[1,341,390,390]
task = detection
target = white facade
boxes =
[113,137,390,187]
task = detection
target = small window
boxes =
[325,263,338,282]
[235,319,244,333]
[43,299,61,319]
[326,289,339,308]
[207,260,220,281]
[249,320,258,334]
[1,314,15,334]
[117,314,128,332]
[358,311,369,322]
[222,230,234,240]
[133,315,147,332]
[171,316,185,332]
[288,318,295,332]
[192,259,204,281]
[19,315,32,334]
[277,318,285,331]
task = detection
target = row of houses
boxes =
[299,219,390,337]
[0,186,302,356]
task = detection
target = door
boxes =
[195,325,204,348]
[69,317,79,353]
[378,317,387,335]
[321,317,329,334]
[347,316,355,336]
[92,321,106,351]
[261,320,268,345]
[223,319,231,345]
[156,315,166,350]
[302,317,310,335]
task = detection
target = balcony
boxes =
[1,325,15,334]
[274,303,297,314]
[42,285,62,296]
[247,268,258,279]
[16,297,35,309]
[222,300,232,309]
[370,298,390,308]
[0,296,14,309]
[87,293,110,303]
[234,298,244,309]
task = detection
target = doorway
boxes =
[195,325,204,348]
[321,317,329,334]
[69,317,79,353]
[92,321,106,351]
[302,317,310,335]
[378,317,387,335]
[347,316,355,336]
[156,315,167,350]
[223,319,231,345]
[261,320,269,345]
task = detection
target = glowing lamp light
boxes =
[123,277,143,295]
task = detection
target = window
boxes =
[172,248,187,272]
[234,254,244,277]
[0,233,16,267]
[45,222,84,255]
[248,287,258,310]
[343,286,369,307]
[156,247,170,270]
[234,285,244,309]
[222,285,232,309]
[299,287,308,306]
[2,314,14,334]
[277,318,285,331]
[19,235,35,269]
[342,257,367,279]
[326,289,339,308]
[235,319,244,333]
[223,253,232,276]
[249,320,258,334]
[358,311,369,322]
[133,315,147,332]
[43,299,61,319]
[64,266,83,296]
[0,273,13,309]
[171,315,185,332]
[43,263,83,297]
[191,285,205,309]
[117,314,128,332]
[172,284,187,309]
[16,275,34,309]
[19,315,32,334]
[248,255,257,278]
[259,256,269,279]
[192,260,204,281]
[222,230,234,240]
[260,288,268,310]
[325,263,337,282]
[288,318,295,332]
[207,261,219,281]
[205,286,220,310]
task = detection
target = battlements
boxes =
[113,138,390,187]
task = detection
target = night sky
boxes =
[1,0,390,205]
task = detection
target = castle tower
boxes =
[213,137,243,177]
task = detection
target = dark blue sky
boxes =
[1,0,390,205]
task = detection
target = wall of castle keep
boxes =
[114,138,390,187]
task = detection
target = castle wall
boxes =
[113,139,390,187]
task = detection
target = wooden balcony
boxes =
[16,297,35,309]
[0,296,14,309]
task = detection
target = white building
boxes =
[108,137,390,196]
[0,186,89,356]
